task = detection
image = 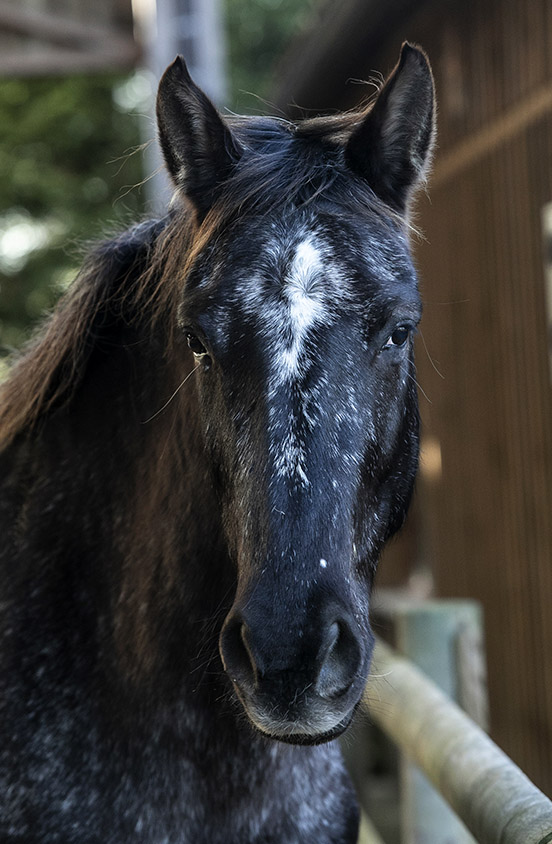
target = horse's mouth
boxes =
[250,709,356,746]
[232,681,358,745]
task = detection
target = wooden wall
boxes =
[372,0,552,797]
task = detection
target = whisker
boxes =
[406,370,432,404]
[418,329,445,379]
[141,365,199,423]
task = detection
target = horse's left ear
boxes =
[345,43,436,213]
[156,56,241,218]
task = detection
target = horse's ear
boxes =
[156,56,241,217]
[344,43,436,213]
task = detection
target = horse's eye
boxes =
[384,325,411,349]
[186,332,207,356]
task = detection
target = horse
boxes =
[0,43,435,843]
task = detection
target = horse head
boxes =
[156,44,435,744]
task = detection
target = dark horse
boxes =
[0,44,434,843]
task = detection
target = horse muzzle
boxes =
[219,602,372,744]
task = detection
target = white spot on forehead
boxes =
[276,235,329,383]
[319,558,328,568]
[290,238,324,291]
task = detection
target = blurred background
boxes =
[1,0,551,833]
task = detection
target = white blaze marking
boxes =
[273,423,310,487]
[253,231,352,489]
[267,235,332,488]
[277,237,327,382]
[319,558,328,568]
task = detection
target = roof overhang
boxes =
[0,0,139,76]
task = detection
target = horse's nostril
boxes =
[326,621,340,654]
[239,622,259,683]
[222,610,362,705]
[219,615,259,690]
[315,618,361,700]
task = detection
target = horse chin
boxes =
[264,714,355,746]
[245,706,356,747]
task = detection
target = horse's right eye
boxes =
[186,333,207,356]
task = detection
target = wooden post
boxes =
[393,601,485,843]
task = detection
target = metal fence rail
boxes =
[363,640,552,844]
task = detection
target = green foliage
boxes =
[0,74,145,360]
[0,1,317,366]
[225,0,317,111]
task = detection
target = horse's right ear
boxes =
[156,57,241,218]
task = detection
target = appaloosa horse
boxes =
[0,43,435,843]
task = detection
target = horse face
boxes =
[180,207,420,742]
[157,45,435,742]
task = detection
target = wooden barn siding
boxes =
[369,0,552,796]
[416,126,552,796]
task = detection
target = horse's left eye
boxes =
[186,332,207,356]
[384,325,411,349]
